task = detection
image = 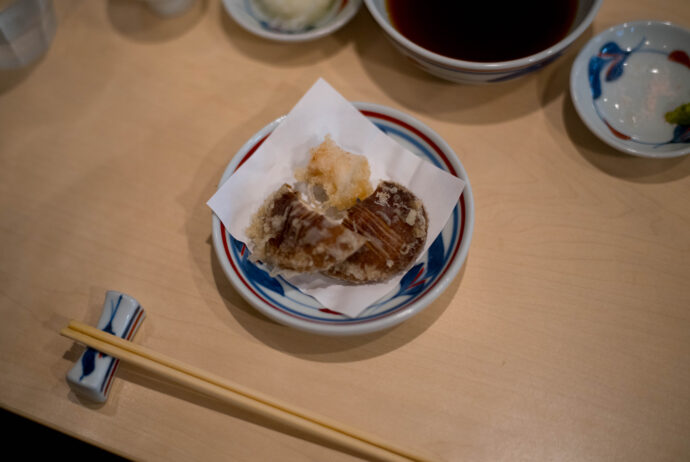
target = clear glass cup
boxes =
[0,0,56,69]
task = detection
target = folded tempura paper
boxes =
[207,78,465,318]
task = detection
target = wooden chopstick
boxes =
[61,320,438,462]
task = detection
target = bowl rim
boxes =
[222,0,362,43]
[210,102,475,336]
[569,20,690,158]
[362,0,603,71]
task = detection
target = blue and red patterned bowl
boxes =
[211,102,474,335]
[363,0,602,84]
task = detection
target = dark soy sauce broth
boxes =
[386,1,579,62]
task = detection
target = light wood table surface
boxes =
[1,1,689,460]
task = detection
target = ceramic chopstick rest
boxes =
[66,291,145,403]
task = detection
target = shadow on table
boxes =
[0,53,47,95]
[61,341,401,460]
[1,408,126,461]
[350,11,595,126]
[216,0,357,68]
[106,0,208,43]
[209,243,466,362]
[59,320,426,461]
[115,363,405,461]
[178,106,466,362]
[535,33,690,183]
[561,95,690,183]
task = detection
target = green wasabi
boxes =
[665,103,690,126]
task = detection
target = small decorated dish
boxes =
[570,21,690,158]
[211,102,474,336]
[222,0,362,43]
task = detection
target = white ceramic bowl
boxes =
[222,0,362,43]
[211,102,474,336]
[363,0,602,84]
[570,21,690,158]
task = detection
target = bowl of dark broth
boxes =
[364,0,603,84]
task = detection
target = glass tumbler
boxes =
[0,0,56,69]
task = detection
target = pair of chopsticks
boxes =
[61,320,438,462]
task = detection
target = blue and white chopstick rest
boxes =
[66,291,145,402]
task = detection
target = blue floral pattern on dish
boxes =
[212,104,473,334]
[231,235,285,297]
[587,39,690,147]
[226,211,456,322]
[220,116,464,325]
[670,124,690,144]
[396,236,444,297]
[588,40,644,100]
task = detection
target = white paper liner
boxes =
[207,78,465,318]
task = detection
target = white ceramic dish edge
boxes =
[210,102,474,336]
[222,0,362,43]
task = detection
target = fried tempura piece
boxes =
[246,184,366,273]
[325,181,428,283]
[295,136,373,211]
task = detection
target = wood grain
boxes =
[1,1,689,461]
